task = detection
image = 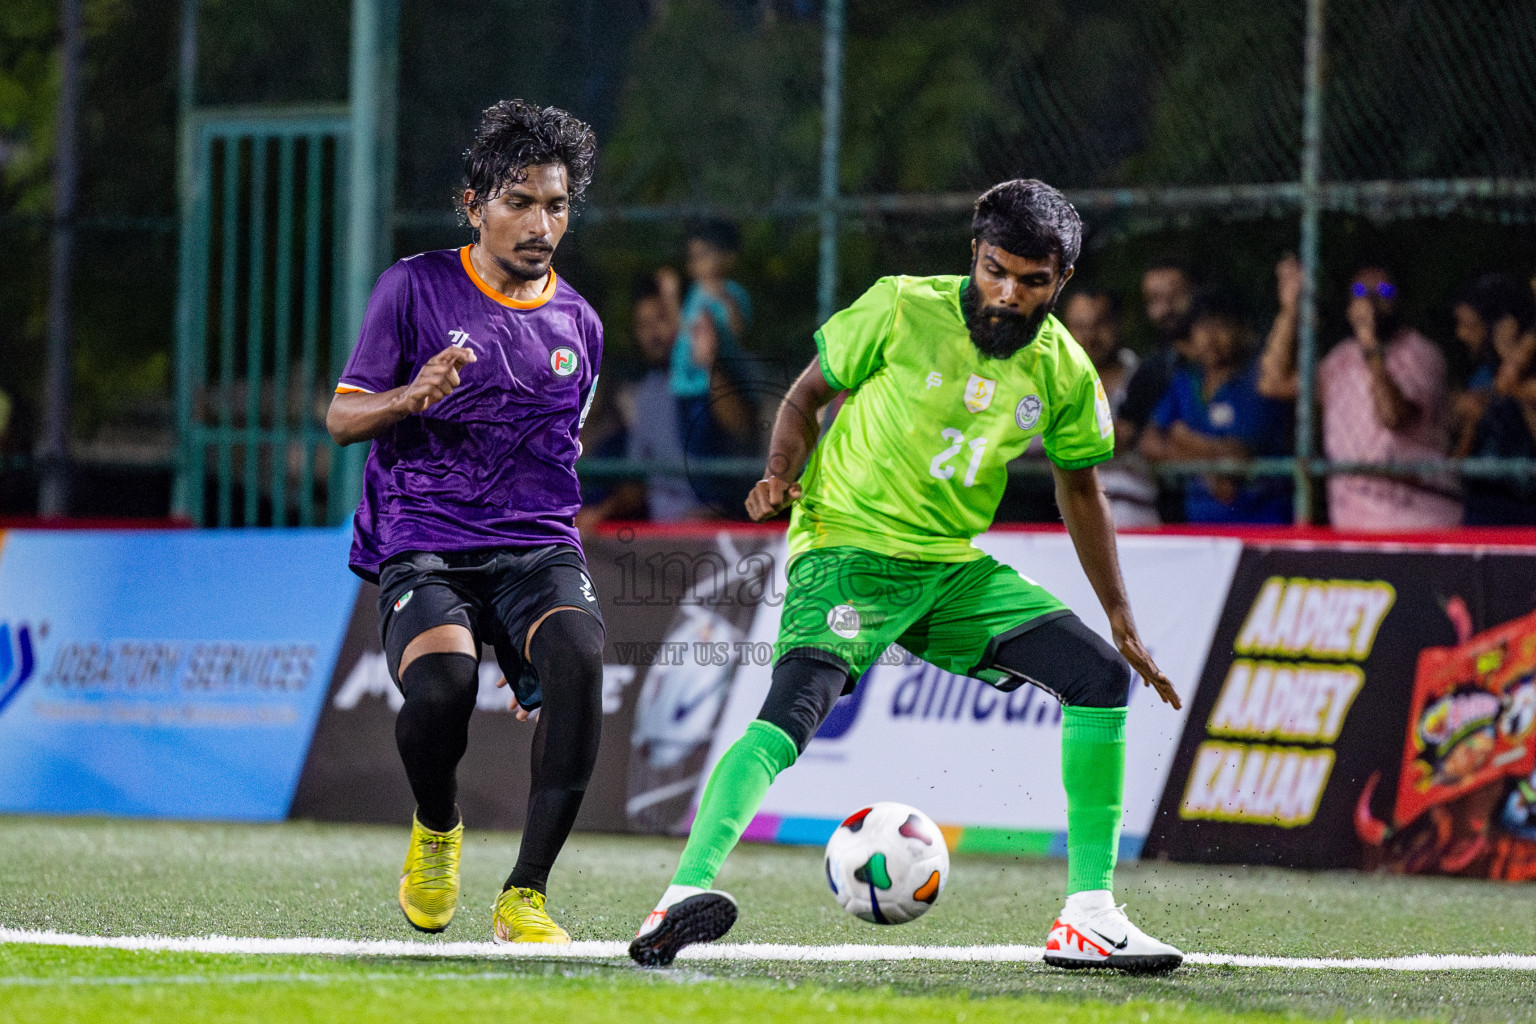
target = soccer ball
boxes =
[823,802,949,924]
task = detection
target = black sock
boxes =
[756,654,850,752]
[504,611,605,895]
[395,651,479,833]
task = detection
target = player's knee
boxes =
[757,653,850,753]
[399,651,480,719]
[529,611,605,784]
[1075,648,1131,709]
[529,610,605,693]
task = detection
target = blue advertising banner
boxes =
[0,528,358,820]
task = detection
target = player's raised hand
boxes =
[403,345,477,413]
[745,474,803,521]
[1115,631,1181,710]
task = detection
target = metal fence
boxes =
[150,0,1536,524]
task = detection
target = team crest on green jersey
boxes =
[1094,380,1114,438]
[964,374,996,413]
[1015,395,1043,430]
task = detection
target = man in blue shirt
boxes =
[1140,289,1293,523]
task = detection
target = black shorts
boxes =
[377,545,604,711]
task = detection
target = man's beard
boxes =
[961,279,1053,360]
[501,242,554,281]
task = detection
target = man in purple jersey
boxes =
[326,100,603,944]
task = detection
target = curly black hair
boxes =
[972,179,1081,271]
[457,99,597,225]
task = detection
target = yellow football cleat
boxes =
[492,886,571,944]
[397,814,463,933]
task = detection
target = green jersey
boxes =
[787,274,1114,563]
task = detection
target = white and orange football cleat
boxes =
[628,884,738,967]
[1043,890,1183,973]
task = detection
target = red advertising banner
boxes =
[1395,609,1536,826]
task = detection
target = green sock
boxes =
[672,720,799,888]
[1061,705,1127,895]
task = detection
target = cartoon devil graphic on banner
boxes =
[1357,602,1536,880]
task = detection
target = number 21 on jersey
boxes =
[929,428,988,487]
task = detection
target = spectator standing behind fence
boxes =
[1061,289,1159,526]
[669,222,756,506]
[1258,257,1461,529]
[1139,288,1293,524]
[578,270,702,527]
[1117,260,1195,445]
[1455,273,1536,524]
[671,222,753,434]
[1451,273,1529,458]
[1117,260,1197,522]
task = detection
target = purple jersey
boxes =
[337,246,602,580]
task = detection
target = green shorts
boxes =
[775,545,1069,686]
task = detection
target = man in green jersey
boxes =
[629,180,1185,972]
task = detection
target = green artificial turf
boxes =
[0,817,1533,1023]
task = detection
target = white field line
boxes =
[3,928,1536,971]
[0,971,544,989]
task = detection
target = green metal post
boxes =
[299,136,324,526]
[172,0,198,520]
[1293,0,1326,525]
[330,132,354,526]
[816,0,845,326]
[175,119,211,524]
[335,0,400,524]
[40,0,85,517]
[244,138,267,526]
[218,139,241,527]
[272,136,295,525]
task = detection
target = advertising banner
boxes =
[699,532,1243,856]
[0,528,358,819]
[1145,544,1536,879]
[291,529,1238,852]
[290,529,779,833]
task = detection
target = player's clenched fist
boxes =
[745,474,803,521]
[403,345,477,412]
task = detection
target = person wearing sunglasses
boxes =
[1258,257,1461,530]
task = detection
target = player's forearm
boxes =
[763,402,820,482]
[1053,465,1136,633]
[326,390,415,446]
[764,358,837,481]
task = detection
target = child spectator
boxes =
[578,270,703,527]
[1140,288,1293,524]
[1460,274,1536,525]
[1451,273,1529,457]
[668,222,756,504]
[670,220,752,410]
